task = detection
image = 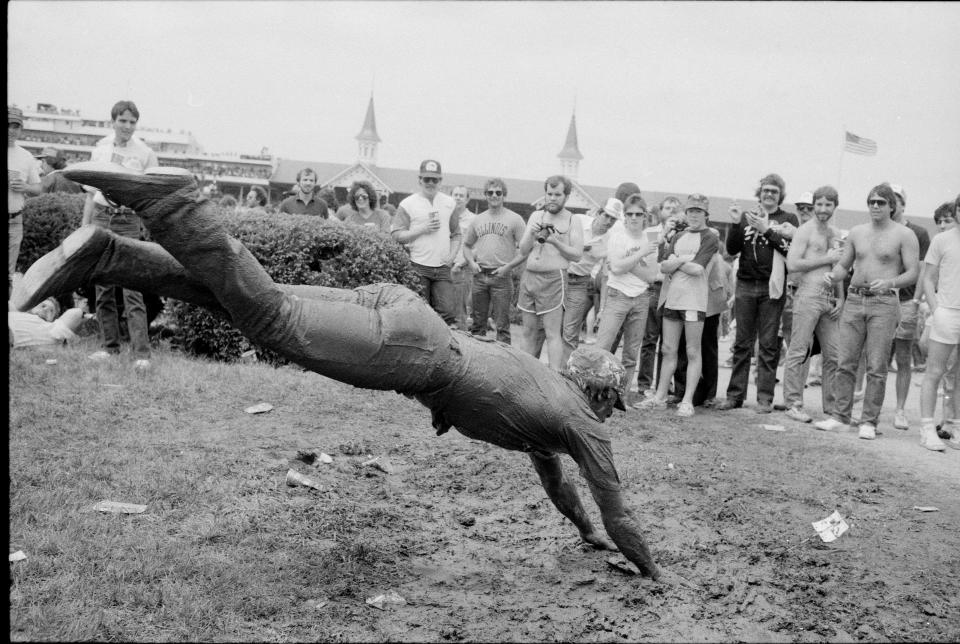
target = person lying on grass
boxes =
[14,161,662,581]
[8,296,86,349]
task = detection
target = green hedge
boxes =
[169,211,422,365]
[17,193,86,270]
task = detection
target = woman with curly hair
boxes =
[341,181,391,234]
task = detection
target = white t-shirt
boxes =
[926,228,960,309]
[8,144,41,214]
[394,191,457,266]
[605,227,649,297]
[8,311,78,348]
[454,210,477,266]
[88,135,159,206]
[568,214,612,278]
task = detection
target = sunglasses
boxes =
[797,205,814,212]
[760,188,781,194]
[355,194,369,200]
[485,190,503,197]
[624,211,646,218]
[420,177,440,184]
[868,199,888,207]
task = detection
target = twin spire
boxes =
[356,96,582,179]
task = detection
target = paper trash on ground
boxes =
[245,402,274,414]
[318,452,333,464]
[93,501,148,514]
[365,590,406,610]
[760,424,786,432]
[286,469,323,491]
[9,550,27,562]
[362,456,394,474]
[812,510,849,542]
[913,506,940,512]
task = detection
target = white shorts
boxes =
[929,306,960,345]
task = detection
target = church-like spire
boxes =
[557,111,582,179]
[356,94,380,165]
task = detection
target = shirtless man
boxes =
[782,187,845,424]
[15,162,663,581]
[815,184,920,439]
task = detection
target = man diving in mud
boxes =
[14,162,662,581]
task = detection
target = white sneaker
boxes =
[676,402,695,418]
[920,425,946,451]
[893,410,909,430]
[813,418,845,432]
[786,407,812,423]
[88,350,113,361]
[134,359,151,372]
[858,423,877,440]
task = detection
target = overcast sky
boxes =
[9,1,960,218]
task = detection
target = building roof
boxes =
[355,95,381,143]
[557,112,583,160]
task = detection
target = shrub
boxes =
[17,193,86,270]
[169,211,422,364]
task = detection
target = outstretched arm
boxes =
[586,480,661,580]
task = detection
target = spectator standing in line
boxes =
[778,191,817,398]
[562,198,621,363]
[638,196,682,397]
[241,186,268,215]
[279,168,329,217]
[462,178,525,344]
[500,175,583,370]
[593,195,658,406]
[929,202,958,433]
[449,185,476,332]
[886,184,930,431]
[715,173,798,413]
[80,100,157,370]
[917,194,960,451]
[341,181,390,233]
[637,195,719,417]
[316,186,339,217]
[391,160,461,327]
[36,146,83,194]
[815,184,919,439]
[781,186,844,424]
[8,106,42,297]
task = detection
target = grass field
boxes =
[9,336,960,642]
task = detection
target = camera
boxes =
[536,224,556,244]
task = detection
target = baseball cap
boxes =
[601,197,624,220]
[795,191,814,207]
[419,160,442,178]
[35,146,64,163]
[8,106,24,125]
[565,345,627,411]
[685,194,710,214]
[890,183,906,203]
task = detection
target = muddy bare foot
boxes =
[580,530,618,551]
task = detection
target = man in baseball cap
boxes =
[7,105,42,296]
[794,191,814,224]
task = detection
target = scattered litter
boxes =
[239,349,258,363]
[318,452,333,464]
[285,469,322,491]
[9,550,27,562]
[365,590,406,610]
[295,450,317,464]
[667,463,675,470]
[573,577,596,586]
[45,359,57,365]
[101,384,124,388]
[812,510,849,543]
[761,424,786,432]
[913,506,940,512]
[245,402,273,414]
[304,598,328,610]
[457,514,476,527]
[606,556,638,575]
[93,501,147,514]
[362,456,394,474]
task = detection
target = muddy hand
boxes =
[581,530,618,551]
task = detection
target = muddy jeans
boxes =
[782,284,839,413]
[831,291,900,426]
[92,207,150,358]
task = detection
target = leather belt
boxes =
[848,286,895,296]
[9,210,23,220]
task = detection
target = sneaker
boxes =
[134,359,151,372]
[893,410,909,430]
[921,433,947,451]
[814,418,845,432]
[642,388,656,398]
[676,402,695,417]
[773,403,788,411]
[755,402,774,414]
[633,397,667,411]
[88,350,114,362]
[858,423,877,440]
[665,395,683,406]
[946,432,960,450]
[714,399,742,411]
[786,407,812,423]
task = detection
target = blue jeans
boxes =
[451,265,475,331]
[93,208,150,358]
[637,282,663,391]
[595,287,650,387]
[831,292,900,426]
[562,273,597,351]
[725,279,785,405]
[412,262,456,326]
[782,285,839,413]
[470,269,513,344]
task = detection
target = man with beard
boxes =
[501,175,583,370]
[782,186,844,424]
[15,161,663,581]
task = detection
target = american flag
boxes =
[844,131,877,156]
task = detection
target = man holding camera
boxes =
[500,175,583,370]
[715,173,798,413]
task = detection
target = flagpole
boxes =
[837,124,846,194]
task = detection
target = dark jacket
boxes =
[726,208,798,281]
